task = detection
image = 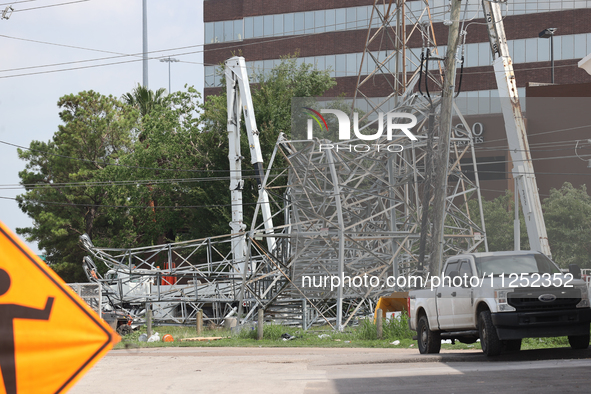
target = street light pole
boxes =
[142,0,148,88]
[539,28,557,84]
[160,57,180,93]
[550,33,554,83]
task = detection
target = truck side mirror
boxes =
[569,264,582,279]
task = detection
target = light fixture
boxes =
[538,28,557,83]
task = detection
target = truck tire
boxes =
[478,310,502,356]
[568,334,590,350]
[417,315,441,354]
[504,339,522,352]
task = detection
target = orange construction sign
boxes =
[0,220,119,394]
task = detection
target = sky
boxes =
[0,0,204,254]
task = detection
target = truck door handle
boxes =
[437,293,441,298]
[451,292,457,297]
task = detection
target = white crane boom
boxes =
[225,56,276,273]
[481,0,551,257]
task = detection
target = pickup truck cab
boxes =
[408,251,591,356]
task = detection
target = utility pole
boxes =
[142,0,148,88]
[429,0,463,275]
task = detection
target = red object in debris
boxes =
[162,262,177,285]
[162,334,174,342]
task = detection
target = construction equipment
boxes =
[482,0,551,257]
[225,56,276,270]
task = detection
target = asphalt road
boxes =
[70,347,591,393]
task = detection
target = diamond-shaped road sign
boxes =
[0,220,119,394]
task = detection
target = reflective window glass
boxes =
[244,17,253,40]
[538,36,550,62]
[479,42,490,66]
[284,13,294,35]
[315,56,325,70]
[336,54,346,76]
[205,23,214,44]
[371,5,381,28]
[325,9,335,32]
[315,10,325,34]
[553,35,562,61]
[335,9,346,31]
[575,34,587,58]
[264,59,273,73]
[213,69,219,87]
[325,55,336,76]
[274,14,283,37]
[465,44,477,68]
[205,66,214,87]
[294,12,305,34]
[305,11,314,34]
[346,8,356,30]
[234,19,243,41]
[253,16,264,38]
[214,21,223,43]
[224,20,233,42]
[264,15,273,37]
[347,53,357,75]
[513,39,525,63]
[562,35,574,60]
[459,261,472,277]
[444,261,459,276]
[356,6,367,29]
[525,38,538,63]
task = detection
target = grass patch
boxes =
[113,317,585,352]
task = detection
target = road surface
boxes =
[70,347,591,393]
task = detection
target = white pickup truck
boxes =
[408,251,591,356]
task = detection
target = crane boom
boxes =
[225,56,276,273]
[481,0,551,257]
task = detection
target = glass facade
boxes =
[205,1,591,44]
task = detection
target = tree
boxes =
[122,84,167,117]
[543,183,591,268]
[99,86,209,246]
[16,91,138,282]
[469,183,591,268]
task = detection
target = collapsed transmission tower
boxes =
[81,0,488,330]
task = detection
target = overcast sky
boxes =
[0,0,204,254]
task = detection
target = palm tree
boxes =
[122,84,167,116]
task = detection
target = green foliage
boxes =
[469,190,529,252]
[357,315,413,340]
[470,183,591,268]
[238,323,287,341]
[122,84,167,117]
[16,91,138,282]
[543,183,591,268]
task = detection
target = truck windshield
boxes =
[474,254,560,277]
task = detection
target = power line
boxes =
[0,139,241,173]
[0,34,206,72]
[0,195,260,209]
[12,0,90,12]
[0,0,38,6]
